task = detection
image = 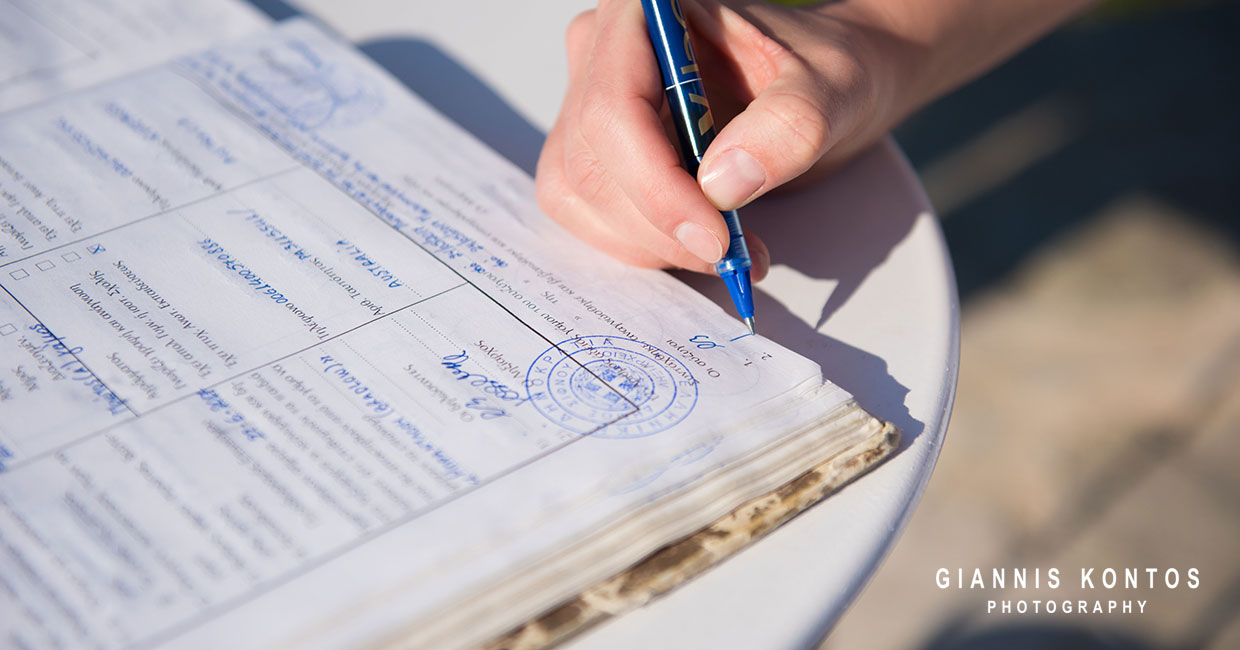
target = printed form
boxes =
[0,0,268,113]
[0,19,858,650]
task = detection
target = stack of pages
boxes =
[0,4,896,649]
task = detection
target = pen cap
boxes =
[641,0,717,172]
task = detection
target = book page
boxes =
[0,19,854,650]
[0,0,268,112]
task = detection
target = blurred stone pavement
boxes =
[825,2,1240,649]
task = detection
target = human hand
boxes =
[534,0,909,279]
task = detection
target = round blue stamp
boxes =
[240,43,384,129]
[525,336,698,438]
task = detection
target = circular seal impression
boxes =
[526,336,698,439]
[240,44,384,130]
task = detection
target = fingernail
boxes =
[700,148,765,210]
[675,222,723,264]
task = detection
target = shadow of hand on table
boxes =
[675,143,923,450]
[245,0,300,20]
[360,38,545,176]
[756,142,924,331]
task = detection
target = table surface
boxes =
[284,1,960,647]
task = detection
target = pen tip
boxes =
[744,316,756,335]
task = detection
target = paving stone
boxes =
[826,194,1240,649]
[1038,459,1240,647]
[824,496,1013,650]
[1179,367,1240,514]
[1206,610,1240,650]
[937,195,1240,539]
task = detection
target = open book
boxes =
[0,4,897,649]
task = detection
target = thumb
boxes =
[697,69,843,211]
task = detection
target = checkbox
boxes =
[8,269,28,280]
[35,260,54,271]
[61,251,80,262]
[0,323,15,336]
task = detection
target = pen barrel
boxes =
[640,0,717,166]
[642,0,750,272]
[715,209,750,275]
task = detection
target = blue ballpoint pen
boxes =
[640,0,756,335]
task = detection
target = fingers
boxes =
[698,71,828,211]
[537,137,673,270]
[535,3,785,281]
[746,229,770,282]
[576,0,731,265]
[694,4,871,212]
[537,10,718,275]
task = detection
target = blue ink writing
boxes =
[334,239,404,288]
[236,209,313,262]
[689,334,724,349]
[319,353,394,417]
[198,388,265,440]
[27,324,127,415]
[441,351,527,409]
[198,237,329,339]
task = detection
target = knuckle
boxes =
[840,55,876,116]
[633,174,676,223]
[534,132,566,212]
[534,170,562,218]
[618,228,684,270]
[806,35,877,116]
[595,0,624,13]
[577,81,621,143]
[535,168,579,229]
[762,87,831,164]
[748,30,800,84]
[563,147,611,204]
[565,10,596,49]
[760,38,801,73]
[819,44,874,114]
[614,247,671,270]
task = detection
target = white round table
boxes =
[286,1,960,647]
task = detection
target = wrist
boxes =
[801,0,925,151]
[827,0,1098,115]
